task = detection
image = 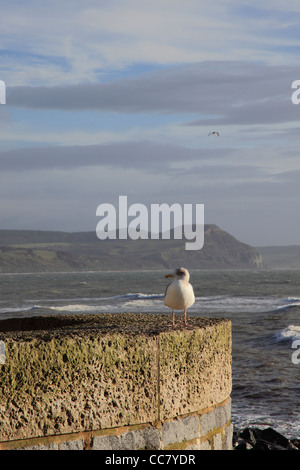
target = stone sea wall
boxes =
[0,313,232,450]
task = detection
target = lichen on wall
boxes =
[0,313,231,443]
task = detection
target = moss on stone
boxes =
[0,313,231,442]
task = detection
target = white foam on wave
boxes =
[232,408,300,439]
[275,325,300,342]
[0,306,33,314]
[47,304,102,313]
[122,292,164,300]
[3,292,299,319]
[42,293,165,314]
[287,297,300,302]
[193,295,282,314]
[274,297,300,312]
[122,299,163,309]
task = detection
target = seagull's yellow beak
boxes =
[165,273,174,278]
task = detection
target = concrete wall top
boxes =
[0,313,231,443]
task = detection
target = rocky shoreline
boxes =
[233,427,300,450]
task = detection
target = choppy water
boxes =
[1,269,300,438]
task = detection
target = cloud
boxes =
[0,138,298,244]
[7,62,299,128]
[0,141,232,173]
[1,0,300,88]
[1,1,300,245]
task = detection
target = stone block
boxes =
[161,415,200,448]
[200,409,216,437]
[199,440,211,450]
[0,340,5,364]
[59,439,85,450]
[21,443,59,450]
[224,424,233,450]
[213,432,223,450]
[92,426,160,450]
[185,440,200,450]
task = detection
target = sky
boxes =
[0,0,299,246]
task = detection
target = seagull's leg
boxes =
[184,309,191,327]
[172,310,175,327]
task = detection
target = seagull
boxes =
[208,131,220,136]
[164,267,195,327]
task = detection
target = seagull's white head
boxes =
[165,267,190,282]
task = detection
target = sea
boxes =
[1,268,300,439]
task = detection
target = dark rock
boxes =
[239,427,262,447]
[291,439,300,450]
[233,427,299,451]
[251,440,288,451]
[234,440,252,451]
[259,427,298,450]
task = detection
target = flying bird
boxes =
[208,131,220,136]
[164,267,195,327]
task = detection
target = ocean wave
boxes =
[46,304,113,314]
[274,305,300,313]
[79,292,164,302]
[0,306,34,314]
[273,298,300,313]
[231,409,300,440]
[48,304,95,312]
[46,298,165,314]
[194,296,283,314]
[273,325,300,343]
[2,293,300,318]
[287,297,300,302]
[117,292,164,300]
[24,293,164,304]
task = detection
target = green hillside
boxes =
[0,225,264,273]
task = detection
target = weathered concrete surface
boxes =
[159,321,232,419]
[0,313,231,443]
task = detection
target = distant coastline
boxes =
[256,246,300,270]
[0,225,264,273]
[4,228,300,272]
